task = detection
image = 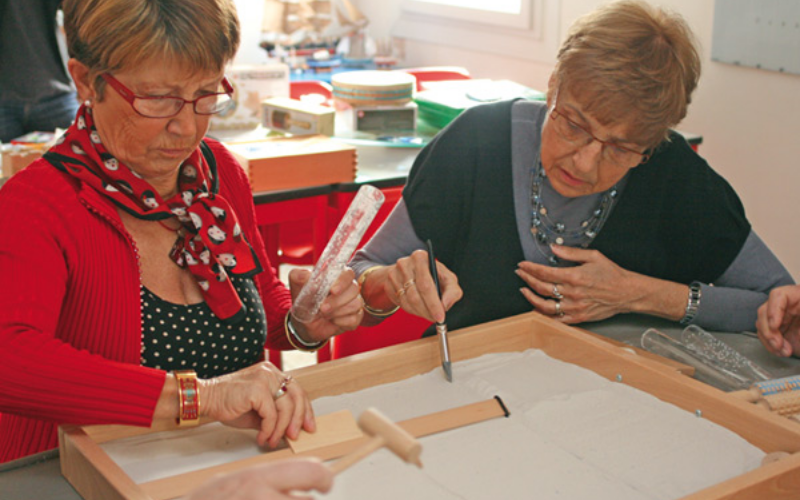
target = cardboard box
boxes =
[351,101,417,133]
[225,135,356,192]
[209,64,290,131]
[1,144,45,177]
[262,97,335,136]
[1,131,56,177]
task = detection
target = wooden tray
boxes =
[59,312,800,500]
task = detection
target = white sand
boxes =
[102,349,764,499]
[314,350,764,500]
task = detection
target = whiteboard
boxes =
[711,0,800,75]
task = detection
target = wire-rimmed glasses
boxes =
[549,99,649,168]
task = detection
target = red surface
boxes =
[326,186,430,358]
[402,66,471,91]
[254,195,329,267]
[255,195,330,366]
[331,310,432,359]
[289,80,334,106]
[254,184,427,363]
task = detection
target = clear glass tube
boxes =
[640,328,752,391]
[680,325,773,383]
[291,185,385,323]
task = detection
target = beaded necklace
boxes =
[529,161,619,266]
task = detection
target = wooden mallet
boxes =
[329,408,423,474]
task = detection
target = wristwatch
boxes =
[680,281,702,325]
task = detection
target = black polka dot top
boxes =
[140,275,267,379]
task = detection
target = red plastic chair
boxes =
[255,194,329,268]
[290,80,334,106]
[255,196,331,368]
[402,66,471,92]
[259,81,335,271]
[332,310,431,358]
[326,185,430,359]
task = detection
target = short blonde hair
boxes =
[551,0,701,148]
[63,0,240,94]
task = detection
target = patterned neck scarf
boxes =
[45,105,262,324]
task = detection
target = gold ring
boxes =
[554,301,563,317]
[396,279,416,298]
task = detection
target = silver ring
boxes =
[552,284,563,300]
[554,301,563,317]
[273,375,293,400]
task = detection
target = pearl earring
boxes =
[84,99,92,107]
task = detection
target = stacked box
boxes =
[350,102,417,133]
[262,97,335,136]
[225,135,356,192]
[209,64,290,131]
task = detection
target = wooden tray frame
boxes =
[59,312,800,500]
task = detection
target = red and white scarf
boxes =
[46,105,261,323]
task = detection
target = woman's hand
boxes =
[184,458,334,500]
[756,285,800,357]
[200,362,314,449]
[362,250,463,324]
[516,245,685,324]
[287,267,365,343]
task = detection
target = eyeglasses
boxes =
[549,101,649,168]
[100,73,234,118]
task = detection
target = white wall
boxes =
[232,0,272,65]
[245,1,800,279]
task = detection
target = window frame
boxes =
[402,0,533,30]
[392,0,561,64]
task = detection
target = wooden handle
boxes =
[330,408,423,475]
[359,408,422,467]
[329,436,385,474]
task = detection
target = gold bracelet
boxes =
[357,265,398,317]
[357,265,385,287]
[174,370,200,427]
[284,313,328,352]
[363,303,399,318]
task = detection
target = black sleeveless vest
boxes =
[405,100,750,334]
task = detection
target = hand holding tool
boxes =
[426,239,452,382]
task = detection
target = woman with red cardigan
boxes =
[0,0,363,464]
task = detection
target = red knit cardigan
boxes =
[0,139,293,462]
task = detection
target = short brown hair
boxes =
[63,0,240,94]
[551,0,701,148]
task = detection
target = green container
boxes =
[414,79,546,129]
